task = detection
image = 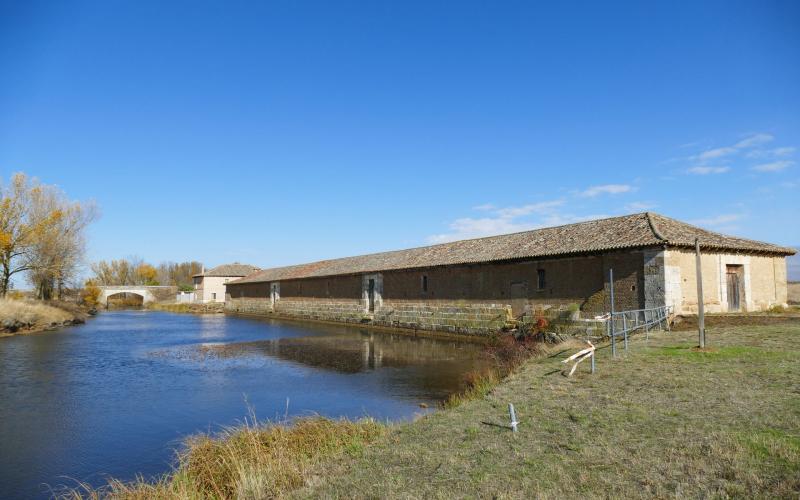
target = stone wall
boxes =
[643,249,666,310]
[374,301,512,335]
[664,249,788,314]
[223,250,654,336]
[225,297,272,315]
[273,298,366,323]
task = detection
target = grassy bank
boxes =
[64,417,385,499]
[147,302,225,314]
[65,319,799,498]
[298,320,799,498]
[0,298,87,337]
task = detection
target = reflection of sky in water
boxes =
[197,315,228,339]
[0,311,488,499]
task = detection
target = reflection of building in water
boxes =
[203,330,485,375]
[363,334,381,370]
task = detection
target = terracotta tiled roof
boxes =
[196,263,260,278]
[230,213,795,284]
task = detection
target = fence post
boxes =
[610,268,616,358]
[622,314,628,351]
[695,238,706,348]
[666,306,672,332]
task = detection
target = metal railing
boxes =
[605,305,672,356]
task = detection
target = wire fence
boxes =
[604,305,672,356]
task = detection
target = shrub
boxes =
[80,281,102,308]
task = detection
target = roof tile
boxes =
[230,213,795,284]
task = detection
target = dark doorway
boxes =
[726,265,744,312]
[368,279,375,312]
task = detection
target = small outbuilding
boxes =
[225,213,795,335]
[192,263,260,303]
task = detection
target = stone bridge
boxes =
[98,285,177,306]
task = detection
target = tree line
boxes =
[0,173,96,299]
[90,259,203,291]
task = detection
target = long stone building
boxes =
[225,213,794,335]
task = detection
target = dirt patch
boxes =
[672,313,800,331]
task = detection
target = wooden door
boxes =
[726,266,743,312]
[368,279,375,312]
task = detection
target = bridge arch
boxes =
[97,286,176,307]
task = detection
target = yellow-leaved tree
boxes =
[0,173,97,299]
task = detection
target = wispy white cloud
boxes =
[752,160,794,173]
[580,184,634,197]
[472,203,496,211]
[694,146,737,162]
[426,217,539,243]
[625,201,656,211]
[690,213,746,234]
[686,166,730,175]
[734,133,774,149]
[426,199,609,243]
[689,133,774,164]
[494,200,565,218]
[746,146,795,159]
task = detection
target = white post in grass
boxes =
[508,403,519,432]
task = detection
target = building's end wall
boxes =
[665,249,788,314]
[196,276,238,302]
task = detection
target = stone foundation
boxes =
[225,296,513,336]
[273,299,367,323]
[374,302,512,335]
[225,297,272,315]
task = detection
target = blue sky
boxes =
[1,1,798,276]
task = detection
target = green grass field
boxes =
[295,319,800,499]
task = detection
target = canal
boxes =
[0,310,488,498]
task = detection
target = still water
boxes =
[0,311,487,498]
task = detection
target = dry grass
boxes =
[0,298,82,334]
[148,302,225,314]
[445,335,585,408]
[61,416,386,499]
[296,321,800,498]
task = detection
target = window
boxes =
[537,269,546,290]
[212,292,217,300]
[422,275,428,293]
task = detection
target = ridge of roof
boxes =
[228,212,794,285]
[645,211,667,241]
[196,263,261,278]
